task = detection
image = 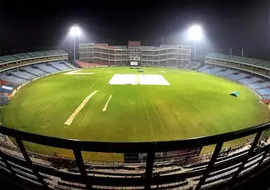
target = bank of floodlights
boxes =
[69,25,81,37]
[188,24,203,41]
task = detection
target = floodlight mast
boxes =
[188,25,203,59]
[69,26,81,64]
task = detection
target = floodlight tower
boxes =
[69,25,81,64]
[188,24,203,59]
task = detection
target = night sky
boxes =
[0,0,270,58]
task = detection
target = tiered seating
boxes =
[0,50,67,66]
[207,53,270,69]
[206,67,225,75]
[228,73,249,81]
[0,62,74,84]
[62,61,76,69]
[188,62,202,70]
[23,66,46,77]
[248,81,270,89]
[0,62,75,89]
[212,68,227,75]
[51,62,71,71]
[35,64,59,73]
[215,69,235,77]
[23,65,47,76]
[11,70,36,80]
[256,88,270,96]
[239,77,262,85]
[0,73,26,85]
[0,50,75,104]
[192,60,270,101]
[198,65,211,72]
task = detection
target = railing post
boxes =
[73,148,92,190]
[15,138,47,188]
[232,130,262,180]
[145,151,155,190]
[195,141,223,190]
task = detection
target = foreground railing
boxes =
[0,123,270,190]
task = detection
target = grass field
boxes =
[1,67,270,161]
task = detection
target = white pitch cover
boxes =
[109,74,170,86]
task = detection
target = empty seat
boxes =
[0,74,26,85]
[35,63,59,73]
[198,65,211,72]
[207,67,225,75]
[51,62,71,71]
[249,81,270,89]
[11,70,35,80]
[226,73,249,81]
[23,66,47,77]
[216,69,235,77]
[239,77,262,85]
[256,88,270,95]
[62,61,76,69]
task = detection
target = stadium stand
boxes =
[11,70,36,80]
[62,61,76,69]
[215,69,235,77]
[35,63,59,73]
[207,53,270,69]
[239,77,262,85]
[198,65,211,72]
[256,88,270,96]
[51,61,71,70]
[23,66,46,77]
[228,73,249,81]
[248,81,270,89]
[79,42,192,67]
[187,61,202,70]
[204,52,270,102]
[0,50,74,99]
[206,66,225,75]
[0,73,26,85]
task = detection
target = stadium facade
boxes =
[78,41,192,67]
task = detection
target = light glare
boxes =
[69,26,81,37]
[188,25,203,41]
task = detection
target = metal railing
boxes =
[0,122,270,190]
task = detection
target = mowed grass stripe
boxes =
[64,90,98,126]
[102,95,112,112]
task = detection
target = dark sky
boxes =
[0,0,270,58]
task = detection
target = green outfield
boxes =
[1,67,270,160]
